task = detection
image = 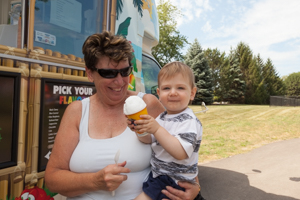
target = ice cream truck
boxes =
[0,0,161,199]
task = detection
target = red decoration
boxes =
[15,186,54,200]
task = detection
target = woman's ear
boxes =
[85,66,94,83]
[190,87,197,101]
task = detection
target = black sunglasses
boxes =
[96,66,133,79]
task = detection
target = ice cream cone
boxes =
[127,107,149,137]
[124,96,149,137]
[127,107,148,120]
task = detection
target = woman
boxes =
[45,31,200,199]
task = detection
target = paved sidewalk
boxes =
[197,138,300,200]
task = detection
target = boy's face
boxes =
[157,73,197,114]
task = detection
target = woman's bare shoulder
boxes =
[143,93,158,105]
[143,94,165,118]
[65,99,82,113]
[60,99,83,126]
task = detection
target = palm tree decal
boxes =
[116,0,144,20]
[133,0,144,17]
[116,0,124,20]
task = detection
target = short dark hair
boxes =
[82,31,133,71]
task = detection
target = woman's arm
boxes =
[142,93,165,118]
[45,101,95,196]
[45,101,130,197]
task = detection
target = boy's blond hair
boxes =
[158,61,196,89]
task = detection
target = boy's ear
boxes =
[156,87,160,96]
[190,87,197,100]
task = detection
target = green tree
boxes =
[247,55,268,104]
[185,39,214,104]
[220,51,245,103]
[204,48,226,98]
[152,0,188,67]
[235,42,253,77]
[262,58,285,99]
[234,42,255,103]
[214,57,228,102]
[284,72,300,96]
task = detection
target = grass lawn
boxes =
[189,105,300,163]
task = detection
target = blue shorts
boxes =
[143,172,185,200]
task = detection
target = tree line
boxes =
[152,0,300,105]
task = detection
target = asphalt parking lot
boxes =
[198,138,300,200]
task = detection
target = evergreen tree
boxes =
[235,42,253,78]
[204,48,226,100]
[215,57,228,102]
[221,51,245,103]
[262,58,285,101]
[248,56,268,104]
[256,54,265,76]
[234,42,254,103]
[185,39,214,104]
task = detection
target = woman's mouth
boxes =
[111,87,122,92]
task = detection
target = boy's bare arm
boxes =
[135,115,188,160]
[153,126,188,160]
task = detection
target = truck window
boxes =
[142,54,161,97]
[0,0,21,47]
[33,0,104,58]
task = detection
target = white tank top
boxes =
[68,94,151,200]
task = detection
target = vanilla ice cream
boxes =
[123,96,147,115]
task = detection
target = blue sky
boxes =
[155,0,300,77]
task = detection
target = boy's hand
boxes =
[134,115,160,134]
[126,117,135,132]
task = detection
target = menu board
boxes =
[38,78,96,172]
[0,71,20,169]
[50,0,82,33]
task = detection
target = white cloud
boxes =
[202,21,212,33]
[232,0,300,76]
[202,0,300,76]
[195,0,213,11]
[239,0,300,45]
[155,0,300,76]
[155,0,213,26]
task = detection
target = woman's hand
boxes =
[161,181,200,200]
[93,161,131,191]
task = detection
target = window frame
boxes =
[142,53,161,97]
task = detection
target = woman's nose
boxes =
[114,73,124,84]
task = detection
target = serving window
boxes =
[33,0,105,58]
[0,0,22,48]
[0,71,20,170]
